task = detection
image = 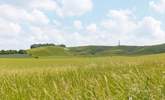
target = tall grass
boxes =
[0,54,165,99]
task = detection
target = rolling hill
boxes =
[70,44,165,56]
[69,46,141,56]
[26,43,165,57]
[27,46,71,57]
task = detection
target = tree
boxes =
[18,50,27,54]
[58,44,66,48]
[30,43,56,49]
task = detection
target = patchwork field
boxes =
[0,54,165,99]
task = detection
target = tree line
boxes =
[30,43,66,49]
[0,50,27,55]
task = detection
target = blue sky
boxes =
[0,0,164,49]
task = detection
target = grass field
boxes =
[0,54,165,99]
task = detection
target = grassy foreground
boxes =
[0,54,165,99]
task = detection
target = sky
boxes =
[0,0,165,49]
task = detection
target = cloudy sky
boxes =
[0,0,165,49]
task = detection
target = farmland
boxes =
[0,0,164,99]
[0,54,165,99]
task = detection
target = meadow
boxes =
[0,54,165,100]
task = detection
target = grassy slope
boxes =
[69,43,165,56]
[27,46,71,57]
[0,54,165,99]
[69,46,142,56]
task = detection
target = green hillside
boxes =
[26,43,165,57]
[69,43,165,56]
[27,46,71,57]
[69,46,141,56]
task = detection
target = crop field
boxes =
[0,54,165,100]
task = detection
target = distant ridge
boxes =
[26,43,165,57]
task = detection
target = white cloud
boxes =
[73,20,83,30]
[25,0,93,17]
[136,16,165,39]
[86,24,97,33]
[107,9,134,18]
[53,20,62,27]
[101,9,165,45]
[29,0,57,11]
[101,9,137,35]
[150,0,165,13]
[0,0,57,11]
[27,9,50,25]
[56,0,93,17]
[0,4,49,25]
[0,0,93,17]
[0,4,29,22]
[0,18,21,37]
[28,25,69,44]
